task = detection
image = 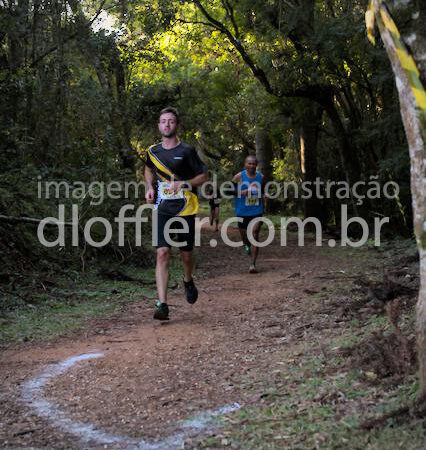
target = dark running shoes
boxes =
[184,278,198,304]
[249,264,258,274]
[154,279,198,320]
[153,301,169,320]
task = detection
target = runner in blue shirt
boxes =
[232,155,265,273]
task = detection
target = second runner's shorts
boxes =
[237,214,263,230]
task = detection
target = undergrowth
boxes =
[197,238,424,450]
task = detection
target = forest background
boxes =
[1,0,419,267]
[2,1,426,448]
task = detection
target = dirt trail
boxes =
[0,227,354,449]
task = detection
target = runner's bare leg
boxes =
[251,223,262,266]
[239,229,250,247]
[180,250,194,282]
[213,207,219,231]
[156,247,170,302]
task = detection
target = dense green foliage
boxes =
[0,0,418,284]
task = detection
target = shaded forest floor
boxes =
[0,225,424,449]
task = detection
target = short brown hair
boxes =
[159,107,179,123]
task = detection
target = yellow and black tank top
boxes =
[145,142,207,216]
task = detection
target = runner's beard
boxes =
[161,131,177,138]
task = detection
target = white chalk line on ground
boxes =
[21,353,240,450]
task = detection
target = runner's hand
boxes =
[145,187,155,203]
[170,181,184,194]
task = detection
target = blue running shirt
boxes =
[234,170,264,216]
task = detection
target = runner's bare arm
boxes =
[144,165,156,203]
[170,172,208,193]
[232,172,248,196]
[187,172,208,187]
[232,172,242,183]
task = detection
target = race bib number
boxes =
[158,182,184,200]
[245,197,260,206]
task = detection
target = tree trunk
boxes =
[299,103,324,222]
[114,56,136,169]
[322,94,362,186]
[255,127,274,212]
[255,127,273,181]
[372,0,426,398]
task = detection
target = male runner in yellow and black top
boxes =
[144,107,208,320]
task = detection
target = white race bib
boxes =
[158,181,184,200]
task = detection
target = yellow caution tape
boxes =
[366,0,426,123]
[412,86,426,110]
[365,9,376,45]
[379,7,400,38]
[395,49,420,75]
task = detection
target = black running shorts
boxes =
[156,214,196,251]
[237,214,263,230]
